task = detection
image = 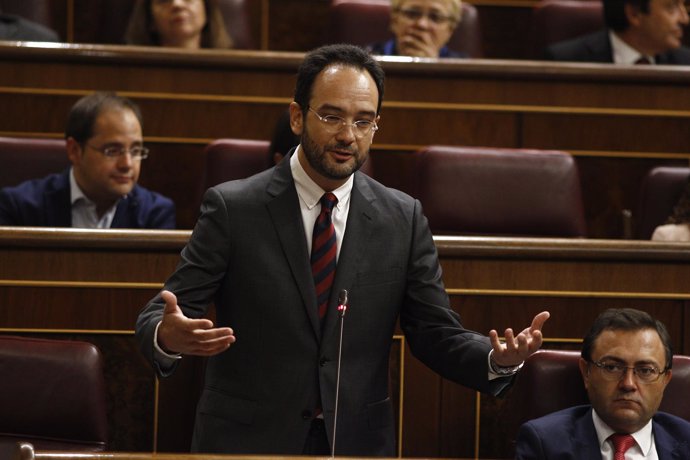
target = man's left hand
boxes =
[489,311,550,367]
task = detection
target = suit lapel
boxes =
[321,173,377,341]
[588,30,614,63]
[573,408,605,459]
[44,170,72,227]
[652,418,690,459]
[111,196,131,228]
[266,158,322,338]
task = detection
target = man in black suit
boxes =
[136,43,550,456]
[546,0,690,64]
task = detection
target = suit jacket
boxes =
[136,155,511,456]
[367,38,467,58]
[0,14,59,42]
[515,405,690,459]
[545,29,690,64]
[0,169,175,228]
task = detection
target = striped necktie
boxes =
[311,193,338,323]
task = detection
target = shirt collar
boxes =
[610,30,654,65]
[69,167,90,205]
[289,145,354,211]
[592,408,654,456]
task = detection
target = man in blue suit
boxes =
[0,92,175,228]
[545,0,690,65]
[516,308,690,459]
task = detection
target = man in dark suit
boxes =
[136,44,549,456]
[545,0,690,64]
[516,308,690,459]
[0,92,175,228]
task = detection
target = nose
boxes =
[414,13,431,28]
[116,151,134,169]
[335,123,357,143]
[618,367,638,389]
[679,5,689,24]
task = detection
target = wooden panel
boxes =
[3,229,690,458]
[3,45,690,236]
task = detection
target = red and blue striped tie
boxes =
[311,193,338,323]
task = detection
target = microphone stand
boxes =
[331,290,348,458]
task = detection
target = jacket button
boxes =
[301,410,312,420]
[319,357,329,366]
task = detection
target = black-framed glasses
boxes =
[395,7,455,25]
[87,144,150,160]
[308,107,379,138]
[589,360,668,384]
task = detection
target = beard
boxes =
[300,125,367,180]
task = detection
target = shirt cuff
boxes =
[154,321,182,366]
[487,349,523,380]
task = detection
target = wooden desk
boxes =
[1,43,689,236]
[2,228,689,458]
[14,442,491,460]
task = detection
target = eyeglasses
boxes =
[395,7,456,25]
[87,144,150,160]
[308,107,379,138]
[589,360,668,384]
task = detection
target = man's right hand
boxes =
[157,290,236,356]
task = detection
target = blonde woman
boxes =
[369,0,464,57]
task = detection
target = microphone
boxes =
[331,289,348,458]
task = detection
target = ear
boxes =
[66,137,83,166]
[371,114,381,141]
[625,3,643,27]
[289,102,304,136]
[578,358,591,389]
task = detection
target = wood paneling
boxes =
[2,229,689,458]
[2,44,690,236]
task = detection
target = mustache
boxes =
[326,142,357,153]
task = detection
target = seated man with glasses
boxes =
[0,92,175,228]
[515,308,690,459]
[368,0,466,58]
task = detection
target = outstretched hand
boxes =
[157,290,235,356]
[489,311,550,367]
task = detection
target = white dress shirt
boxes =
[610,30,655,65]
[69,168,118,228]
[593,409,658,459]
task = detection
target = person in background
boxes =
[125,0,232,49]
[651,179,690,241]
[0,92,175,229]
[268,109,300,165]
[515,308,690,459]
[545,0,690,64]
[136,43,549,456]
[368,0,466,58]
[0,9,59,42]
